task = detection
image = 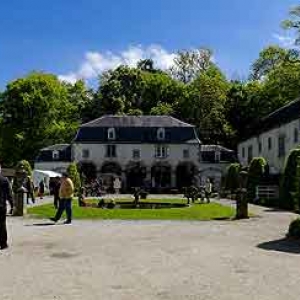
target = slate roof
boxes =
[35,144,72,162]
[74,115,200,144]
[41,144,70,151]
[243,98,300,141]
[81,115,194,128]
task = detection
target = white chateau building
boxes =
[238,99,300,174]
[35,115,235,192]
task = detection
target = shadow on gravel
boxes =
[263,208,290,213]
[257,238,300,254]
[25,222,57,227]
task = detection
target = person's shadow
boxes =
[25,222,64,227]
[257,238,300,254]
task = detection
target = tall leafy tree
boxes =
[282,5,300,45]
[250,46,299,80]
[170,47,214,83]
[0,72,78,165]
[178,66,232,145]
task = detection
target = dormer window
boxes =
[157,128,165,140]
[108,128,116,140]
[52,150,59,160]
[215,150,221,162]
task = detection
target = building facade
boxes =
[72,116,200,192]
[35,115,236,192]
[238,99,300,174]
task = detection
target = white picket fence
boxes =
[255,185,279,200]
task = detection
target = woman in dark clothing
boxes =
[38,179,45,199]
[53,176,61,209]
[26,176,35,204]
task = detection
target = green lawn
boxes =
[28,198,235,221]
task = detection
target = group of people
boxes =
[0,167,75,251]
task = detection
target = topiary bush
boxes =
[280,147,300,210]
[67,162,81,195]
[224,163,241,194]
[16,160,33,177]
[287,218,300,238]
[247,157,267,202]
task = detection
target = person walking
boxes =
[50,173,74,224]
[38,179,45,199]
[26,176,35,204]
[204,178,212,203]
[53,176,61,209]
[0,167,13,250]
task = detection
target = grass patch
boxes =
[28,198,235,221]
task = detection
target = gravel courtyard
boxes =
[1,201,300,300]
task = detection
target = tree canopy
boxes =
[0,5,300,166]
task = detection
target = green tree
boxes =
[261,62,300,110]
[150,102,174,115]
[0,72,78,165]
[64,80,95,123]
[250,46,299,80]
[179,66,231,145]
[170,47,213,83]
[247,157,267,202]
[282,5,300,45]
[127,108,143,116]
[96,66,145,115]
[67,162,81,195]
[226,81,264,144]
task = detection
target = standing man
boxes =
[205,178,212,203]
[0,166,13,250]
[50,173,74,224]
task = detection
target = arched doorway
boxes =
[77,161,97,183]
[126,162,147,192]
[151,164,171,191]
[100,162,122,193]
[176,162,196,190]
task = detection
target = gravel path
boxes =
[1,200,300,300]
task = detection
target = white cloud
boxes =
[273,33,295,48]
[59,45,176,84]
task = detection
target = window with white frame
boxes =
[215,150,221,162]
[268,137,272,150]
[242,147,245,158]
[155,145,169,158]
[294,128,299,143]
[132,149,140,159]
[157,128,165,140]
[278,135,285,158]
[52,150,59,160]
[247,145,253,163]
[106,145,117,158]
[258,141,262,153]
[82,149,90,159]
[107,128,116,140]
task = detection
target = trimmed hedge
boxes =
[17,160,33,177]
[67,163,81,195]
[280,147,300,211]
[247,157,267,202]
[287,218,300,238]
[224,163,241,193]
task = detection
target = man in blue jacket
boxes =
[0,167,13,250]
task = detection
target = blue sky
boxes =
[0,0,297,88]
